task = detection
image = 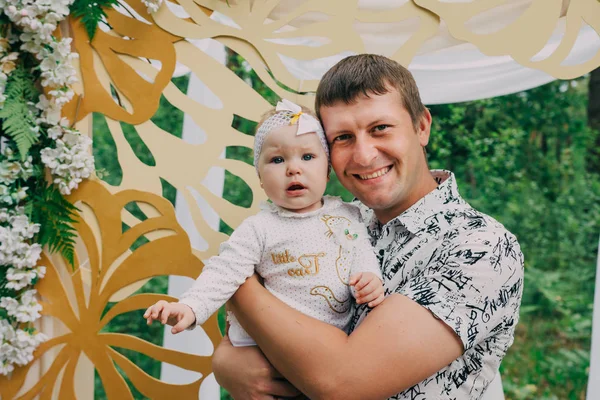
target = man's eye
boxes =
[302,154,314,161]
[373,125,389,132]
[332,134,351,143]
[270,157,284,164]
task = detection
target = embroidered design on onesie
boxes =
[287,252,325,277]
[271,249,296,264]
[321,215,358,285]
[310,285,350,313]
[344,228,358,240]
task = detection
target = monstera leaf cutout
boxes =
[415,0,600,79]
[0,180,219,399]
[63,0,183,124]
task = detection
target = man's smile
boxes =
[354,166,392,180]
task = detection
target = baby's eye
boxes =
[302,154,314,161]
[270,156,284,164]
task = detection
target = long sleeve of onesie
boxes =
[179,216,263,326]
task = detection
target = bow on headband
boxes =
[276,99,323,136]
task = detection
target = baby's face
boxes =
[257,125,329,213]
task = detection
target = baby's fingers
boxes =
[356,277,379,298]
[368,292,385,308]
[172,313,195,334]
[151,300,168,319]
[353,274,372,292]
[349,272,362,287]
[144,301,166,324]
[359,286,384,306]
[160,304,178,324]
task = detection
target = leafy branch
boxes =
[70,0,118,40]
[27,184,80,267]
[0,63,40,160]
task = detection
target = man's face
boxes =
[320,88,434,224]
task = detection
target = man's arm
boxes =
[229,276,463,400]
[212,335,302,400]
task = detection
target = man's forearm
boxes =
[230,278,353,399]
[230,277,464,400]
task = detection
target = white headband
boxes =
[253,99,329,173]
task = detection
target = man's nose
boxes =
[351,136,378,166]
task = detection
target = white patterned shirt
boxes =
[180,196,382,346]
[351,170,524,400]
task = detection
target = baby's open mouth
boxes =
[287,184,305,191]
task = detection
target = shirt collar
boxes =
[359,170,465,238]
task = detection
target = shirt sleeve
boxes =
[396,228,524,351]
[179,216,264,326]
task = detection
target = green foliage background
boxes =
[90,53,599,400]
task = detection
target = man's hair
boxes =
[315,54,426,128]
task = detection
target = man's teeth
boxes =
[358,167,390,180]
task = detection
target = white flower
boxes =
[41,132,94,195]
[0,319,47,375]
[46,125,63,139]
[48,87,74,106]
[142,0,163,13]
[0,290,42,323]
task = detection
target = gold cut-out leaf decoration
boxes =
[415,0,600,79]
[153,0,440,95]
[63,1,184,124]
[0,179,219,399]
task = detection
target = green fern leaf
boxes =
[0,65,40,159]
[31,184,80,268]
[70,0,119,40]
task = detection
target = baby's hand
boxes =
[143,300,196,334]
[349,272,384,308]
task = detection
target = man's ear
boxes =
[417,108,432,147]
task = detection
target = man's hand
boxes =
[143,300,195,334]
[212,335,302,400]
[350,272,385,307]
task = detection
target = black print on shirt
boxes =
[351,171,524,400]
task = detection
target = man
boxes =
[212,54,524,400]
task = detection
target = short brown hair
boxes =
[315,54,425,128]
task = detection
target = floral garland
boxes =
[0,0,95,376]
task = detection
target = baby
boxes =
[144,99,384,346]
